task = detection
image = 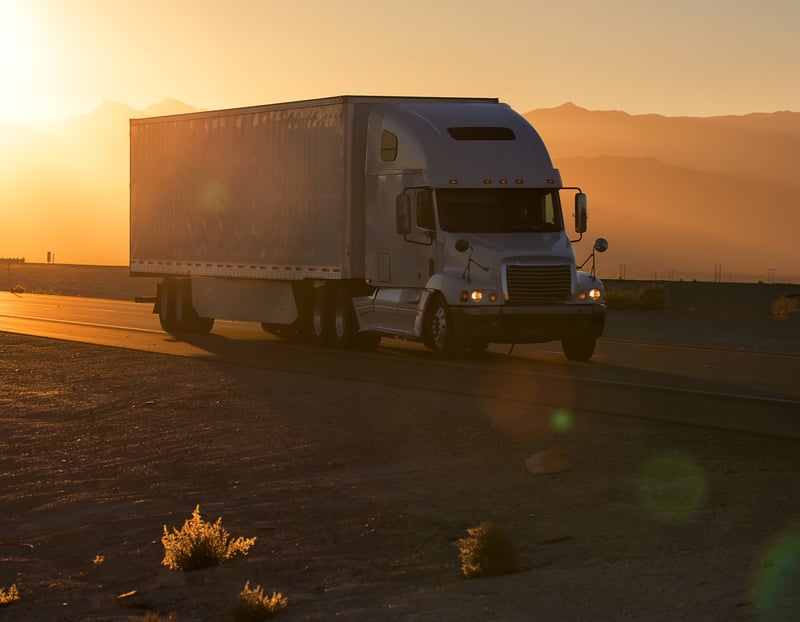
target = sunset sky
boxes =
[1,0,798,122]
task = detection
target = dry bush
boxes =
[231,581,288,621]
[9,284,25,294]
[0,584,20,607]
[606,284,670,311]
[771,294,799,320]
[637,283,670,310]
[457,522,519,579]
[161,505,256,572]
[605,288,640,310]
[137,613,177,622]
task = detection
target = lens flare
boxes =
[637,451,706,524]
[752,521,800,621]
[200,180,231,214]
[550,409,574,433]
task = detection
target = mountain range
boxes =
[1,99,798,283]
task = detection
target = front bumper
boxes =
[450,303,605,344]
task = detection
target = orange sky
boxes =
[1,0,798,122]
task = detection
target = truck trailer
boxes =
[130,95,608,361]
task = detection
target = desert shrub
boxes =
[606,284,670,310]
[137,613,176,622]
[605,288,641,310]
[231,581,288,621]
[457,522,519,579]
[0,584,20,607]
[771,294,799,320]
[9,284,25,294]
[161,505,256,572]
[637,283,670,310]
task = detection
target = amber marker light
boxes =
[489,292,498,302]
[460,290,469,302]
[515,179,524,184]
[483,179,492,184]
[449,179,459,184]
[499,179,508,184]
[546,178,555,184]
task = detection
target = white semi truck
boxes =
[130,96,608,361]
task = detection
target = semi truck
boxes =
[130,95,608,361]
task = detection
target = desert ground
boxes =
[1,264,799,621]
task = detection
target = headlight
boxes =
[578,288,603,302]
[460,290,498,303]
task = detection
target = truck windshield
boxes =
[436,188,563,233]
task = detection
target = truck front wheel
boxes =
[561,337,596,362]
[424,296,463,357]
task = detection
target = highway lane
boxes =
[2,291,799,438]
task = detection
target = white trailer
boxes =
[130,95,608,360]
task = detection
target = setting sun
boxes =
[0,1,48,121]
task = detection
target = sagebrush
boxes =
[771,294,799,320]
[161,505,256,571]
[457,522,519,579]
[231,581,288,621]
[606,283,669,310]
[0,583,20,607]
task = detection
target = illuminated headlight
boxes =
[460,290,498,303]
[578,288,603,302]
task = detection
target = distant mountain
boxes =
[524,104,800,282]
[0,100,797,282]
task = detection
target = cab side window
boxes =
[381,130,398,161]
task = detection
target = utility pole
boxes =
[767,268,775,284]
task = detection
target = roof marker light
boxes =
[483,179,492,185]
[449,179,459,185]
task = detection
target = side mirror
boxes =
[594,237,608,253]
[396,194,411,235]
[574,193,587,234]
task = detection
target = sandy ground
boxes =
[1,265,799,621]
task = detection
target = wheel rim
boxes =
[431,305,447,350]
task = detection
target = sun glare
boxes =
[0,2,48,121]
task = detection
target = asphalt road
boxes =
[2,291,799,439]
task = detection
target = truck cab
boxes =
[353,100,607,361]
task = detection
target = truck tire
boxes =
[157,281,178,334]
[159,278,214,335]
[561,337,596,362]
[333,288,359,350]
[423,296,463,357]
[311,287,335,347]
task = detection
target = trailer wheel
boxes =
[159,278,214,335]
[424,296,463,357]
[561,337,596,362]
[157,281,178,333]
[311,287,334,347]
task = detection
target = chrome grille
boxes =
[505,264,572,304]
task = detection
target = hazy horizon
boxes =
[1,98,799,284]
[2,0,799,283]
